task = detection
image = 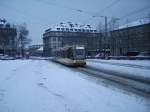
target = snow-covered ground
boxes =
[87,59,150,67]
[87,59,150,79]
[0,60,150,112]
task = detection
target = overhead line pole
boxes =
[104,16,108,57]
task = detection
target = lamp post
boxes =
[93,16,120,57]
[92,16,108,56]
[93,15,108,57]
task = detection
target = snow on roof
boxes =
[0,21,4,24]
[0,21,4,28]
[37,46,43,51]
[117,18,150,30]
[46,22,97,33]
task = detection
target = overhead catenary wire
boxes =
[35,0,121,29]
[1,2,51,26]
[35,0,94,16]
[2,0,149,29]
[3,0,121,26]
[120,4,150,20]
[92,3,150,30]
[96,0,121,15]
[83,0,121,25]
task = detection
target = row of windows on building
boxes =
[113,27,149,36]
[50,37,62,41]
[54,28,97,33]
[49,43,62,49]
[48,37,62,49]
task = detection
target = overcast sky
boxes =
[0,0,150,44]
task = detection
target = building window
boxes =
[90,30,93,32]
[86,29,89,32]
[77,29,81,32]
[57,28,60,31]
[53,45,56,49]
[52,37,56,41]
[66,28,69,31]
[61,28,65,31]
[82,29,85,32]
[58,38,61,41]
[70,29,73,31]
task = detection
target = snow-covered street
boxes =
[87,59,150,80]
[0,60,150,112]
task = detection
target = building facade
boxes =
[0,23,17,56]
[110,23,150,56]
[43,23,102,56]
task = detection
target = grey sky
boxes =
[0,0,150,44]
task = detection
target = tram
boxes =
[52,45,86,66]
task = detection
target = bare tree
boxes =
[108,17,120,31]
[17,23,31,57]
[96,22,105,33]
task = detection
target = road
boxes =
[0,60,150,112]
[87,59,150,70]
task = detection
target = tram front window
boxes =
[74,49,85,59]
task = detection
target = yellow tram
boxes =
[52,45,86,66]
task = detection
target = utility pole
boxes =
[105,16,108,37]
[104,16,108,57]
[96,16,108,57]
[96,16,120,57]
[126,19,129,55]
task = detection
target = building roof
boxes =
[116,18,150,30]
[45,22,97,33]
[37,46,43,51]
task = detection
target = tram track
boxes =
[87,60,150,70]
[49,59,150,97]
[76,65,150,96]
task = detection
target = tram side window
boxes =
[68,48,73,59]
[62,51,66,58]
[62,50,66,58]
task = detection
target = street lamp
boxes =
[93,16,120,57]
[93,16,108,57]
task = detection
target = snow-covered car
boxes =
[137,52,150,56]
